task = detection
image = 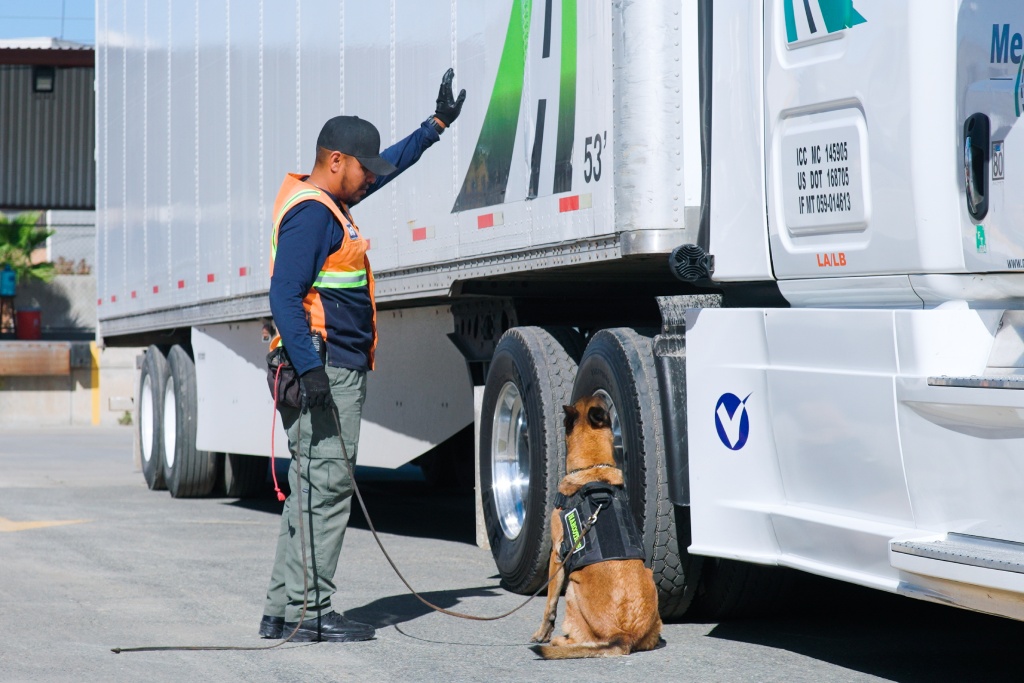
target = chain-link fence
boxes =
[48,222,94,277]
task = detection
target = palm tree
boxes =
[0,212,55,284]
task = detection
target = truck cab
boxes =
[687,0,1024,621]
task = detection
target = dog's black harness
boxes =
[554,480,645,574]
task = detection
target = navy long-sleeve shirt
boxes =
[269,120,440,375]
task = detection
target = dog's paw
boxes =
[530,625,553,643]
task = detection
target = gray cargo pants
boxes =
[263,366,366,623]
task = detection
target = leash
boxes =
[112,370,605,652]
[328,396,605,621]
[112,366,316,653]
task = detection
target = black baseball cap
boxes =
[316,115,397,176]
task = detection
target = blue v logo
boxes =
[715,393,751,451]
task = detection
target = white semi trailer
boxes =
[97,0,1024,622]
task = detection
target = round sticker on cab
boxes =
[715,393,751,451]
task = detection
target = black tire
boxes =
[571,327,703,619]
[162,345,217,498]
[137,346,169,490]
[480,327,579,594]
[223,453,270,498]
[547,326,586,364]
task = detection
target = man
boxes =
[260,70,465,643]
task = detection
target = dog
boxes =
[530,395,662,659]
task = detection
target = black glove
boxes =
[298,366,333,413]
[433,68,466,128]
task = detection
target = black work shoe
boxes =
[259,615,284,639]
[281,612,375,642]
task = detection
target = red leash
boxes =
[270,364,286,502]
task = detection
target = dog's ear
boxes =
[563,405,579,435]
[587,405,611,430]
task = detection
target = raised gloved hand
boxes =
[299,366,333,413]
[433,68,466,128]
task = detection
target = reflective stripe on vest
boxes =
[313,269,368,288]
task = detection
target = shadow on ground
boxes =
[346,585,508,630]
[222,464,476,545]
[707,574,1024,682]
[220,465,1024,679]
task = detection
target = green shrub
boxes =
[0,212,55,284]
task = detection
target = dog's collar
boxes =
[567,463,617,475]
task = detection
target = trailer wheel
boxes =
[480,327,579,594]
[162,345,217,498]
[572,328,703,619]
[223,453,270,498]
[138,346,169,490]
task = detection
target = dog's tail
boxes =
[533,636,630,660]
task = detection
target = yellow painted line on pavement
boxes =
[0,517,88,533]
[90,341,100,425]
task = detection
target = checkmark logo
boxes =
[716,402,743,446]
[715,393,751,451]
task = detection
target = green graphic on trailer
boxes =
[784,0,866,44]
[553,0,577,194]
[453,0,578,212]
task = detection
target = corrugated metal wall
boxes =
[0,65,95,209]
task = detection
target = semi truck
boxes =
[96,0,1024,622]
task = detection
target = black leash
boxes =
[112,379,603,652]
[112,366,316,653]
[329,396,604,621]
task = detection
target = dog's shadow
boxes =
[345,585,506,628]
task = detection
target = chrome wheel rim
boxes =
[593,389,623,467]
[140,374,154,464]
[163,378,177,469]
[491,381,530,540]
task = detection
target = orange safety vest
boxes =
[268,173,377,369]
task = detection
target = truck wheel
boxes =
[138,346,169,490]
[162,345,217,498]
[480,327,579,594]
[572,328,703,619]
[223,453,270,498]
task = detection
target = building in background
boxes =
[0,38,95,339]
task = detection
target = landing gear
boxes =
[222,453,271,498]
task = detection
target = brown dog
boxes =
[530,395,662,659]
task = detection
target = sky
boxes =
[0,0,94,45]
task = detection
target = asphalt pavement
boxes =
[2,426,1024,683]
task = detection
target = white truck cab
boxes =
[687,0,1024,621]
